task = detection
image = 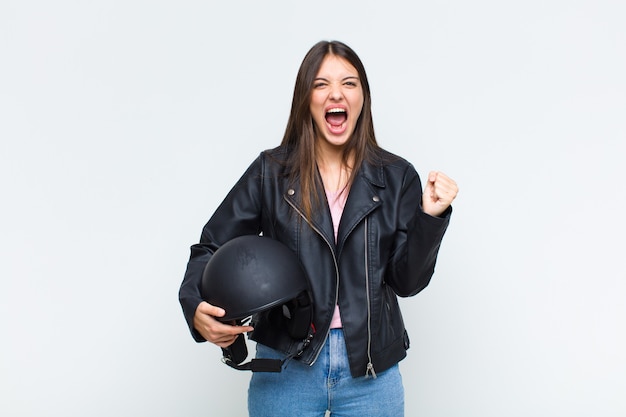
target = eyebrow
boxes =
[314,76,360,82]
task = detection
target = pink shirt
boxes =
[326,189,347,329]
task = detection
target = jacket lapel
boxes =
[336,159,385,255]
[282,157,386,255]
[283,178,336,250]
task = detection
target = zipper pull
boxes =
[366,362,377,379]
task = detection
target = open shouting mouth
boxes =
[325,107,347,134]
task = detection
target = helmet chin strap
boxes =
[220,325,315,373]
[223,356,284,372]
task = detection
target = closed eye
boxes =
[343,76,359,87]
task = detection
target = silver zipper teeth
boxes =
[364,217,376,378]
[284,196,340,367]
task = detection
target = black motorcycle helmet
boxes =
[201,235,314,372]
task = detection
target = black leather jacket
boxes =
[179,146,451,377]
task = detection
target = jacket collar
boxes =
[358,153,386,189]
[336,158,384,254]
[283,156,386,255]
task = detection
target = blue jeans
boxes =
[248,329,404,417]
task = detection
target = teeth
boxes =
[326,108,346,113]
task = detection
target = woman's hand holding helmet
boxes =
[193,301,254,348]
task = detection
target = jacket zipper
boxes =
[284,196,340,367]
[285,194,377,377]
[364,217,376,378]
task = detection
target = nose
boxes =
[329,82,343,100]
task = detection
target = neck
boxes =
[317,154,353,193]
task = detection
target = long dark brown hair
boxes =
[281,40,379,221]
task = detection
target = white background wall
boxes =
[1,1,625,416]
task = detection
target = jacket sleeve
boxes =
[178,153,265,341]
[386,164,452,297]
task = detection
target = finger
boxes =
[433,172,452,187]
[215,323,253,346]
[433,183,458,205]
[223,323,255,335]
[203,314,254,333]
[197,301,226,318]
[431,172,457,191]
[423,172,437,199]
[215,333,250,348]
[433,178,453,196]
[427,172,445,199]
[214,334,239,348]
[197,316,253,344]
[432,171,449,182]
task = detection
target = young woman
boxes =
[179,40,458,417]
